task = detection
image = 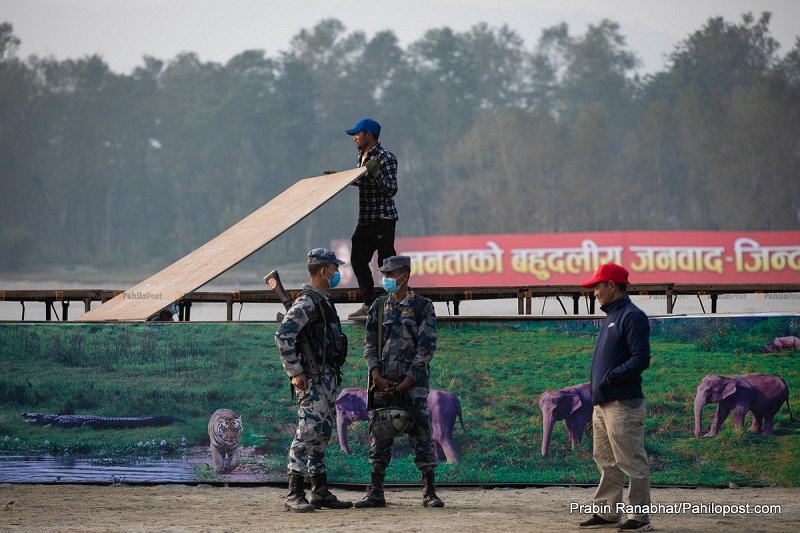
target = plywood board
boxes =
[77,168,365,321]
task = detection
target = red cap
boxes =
[581,263,629,288]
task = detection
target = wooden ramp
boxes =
[77,168,365,321]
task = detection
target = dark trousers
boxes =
[351,219,397,306]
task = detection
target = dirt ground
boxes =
[0,483,797,532]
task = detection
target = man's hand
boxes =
[395,376,414,392]
[373,373,413,398]
[374,374,395,396]
[364,159,380,178]
[291,374,308,391]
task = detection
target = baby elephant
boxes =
[538,382,593,456]
[208,408,243,473]
[694,373,794,438]
[336,387,464,463]
[764,336,800,352]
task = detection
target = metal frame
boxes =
[2,283,799,321]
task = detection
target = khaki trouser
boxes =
[592,399,651,523]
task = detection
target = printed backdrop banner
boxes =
[332,231,800,286]
[0,316,798,486]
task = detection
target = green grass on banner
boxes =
[0,315,797,486]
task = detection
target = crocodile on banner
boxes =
[21,412,183,429]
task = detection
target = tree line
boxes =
[0,13,798,271]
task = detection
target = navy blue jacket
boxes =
[589,295,651,405]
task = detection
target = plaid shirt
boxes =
[353,142,398,224]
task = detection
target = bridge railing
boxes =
[2,283,799,321]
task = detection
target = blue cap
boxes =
[379,255,411,272]
[346,118,381,136]
[307,248,346,266]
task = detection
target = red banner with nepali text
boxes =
[332,231,800,287]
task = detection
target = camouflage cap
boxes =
[307,248,345,266]
[378,255,411,272]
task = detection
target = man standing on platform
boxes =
[579,263,653,532]
[343,118,399,320]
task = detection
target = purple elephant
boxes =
[694,373,794,438]
[335,387,464,463]
[538,382,593,456]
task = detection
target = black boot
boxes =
[284,472,314,513]
[422,469,444,508]
[354,471,387,508]
[310,472,353,509]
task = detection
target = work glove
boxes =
[364,159,381,178]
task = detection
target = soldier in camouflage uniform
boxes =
[275,248,352,512]
[354,255,445,509]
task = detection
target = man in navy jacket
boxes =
[579,263,653,532]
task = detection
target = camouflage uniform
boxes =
[275,284,342,476]
[364,289,438,474]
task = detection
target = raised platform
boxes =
[2,283,799,320]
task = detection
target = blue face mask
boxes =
[325,269,341,289]
[382,273,405,294]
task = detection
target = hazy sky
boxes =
[3,0,799,75]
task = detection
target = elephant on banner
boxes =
[335,387,464,463]
[764,336,800,352]
[694,373,794,437]
[538,382,593,456]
